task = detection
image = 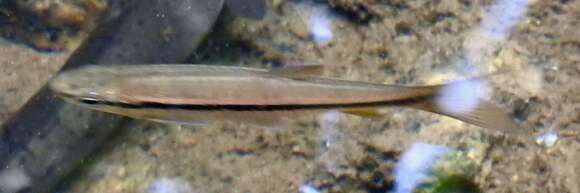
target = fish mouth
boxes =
[49,89,83,106]
[48,82,69,98]
[48,75,73,94]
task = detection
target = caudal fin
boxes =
[406,78,526,135]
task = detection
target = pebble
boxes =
[535,131,559,147]
[147,177,194,193]
[299,184,321,193]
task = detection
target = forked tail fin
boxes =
[405,78,526,135]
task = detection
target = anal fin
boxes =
[341,108,383,118]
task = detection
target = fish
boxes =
[48,64,522,133]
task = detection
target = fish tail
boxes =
[401,77,527,135]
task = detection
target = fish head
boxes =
[49,65,121,108]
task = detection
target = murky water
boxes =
[1,0,579,193]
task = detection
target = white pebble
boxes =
[147,177,194,193]
[536,131,559,147]
[0,168,31,193]
[308,7,333,44]
[299,184,321,193]
[394,143,451,193]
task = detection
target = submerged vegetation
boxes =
[429,174,481,193]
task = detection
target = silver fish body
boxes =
[49,64,522,132]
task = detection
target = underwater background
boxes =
[1,0,579,193]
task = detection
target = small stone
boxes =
[147,177,193,193]
[0,168,31,193]
[177,134,197,146]
[493,57,504,67]
[85,0,108,13]
[291,145,302,153]
[115,167,127,177]
[535,131,559,147]
[511,174,519,181]
[52,4,87,24]
[299,184,321,193]
[289,19,310,40]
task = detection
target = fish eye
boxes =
[78,97,101,105]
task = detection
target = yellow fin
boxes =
[268,64,324,78]
[341,108,383,117]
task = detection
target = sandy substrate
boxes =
[1,0,579,193]
[0,39,69,123]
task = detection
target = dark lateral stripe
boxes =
[81,96,432,111]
